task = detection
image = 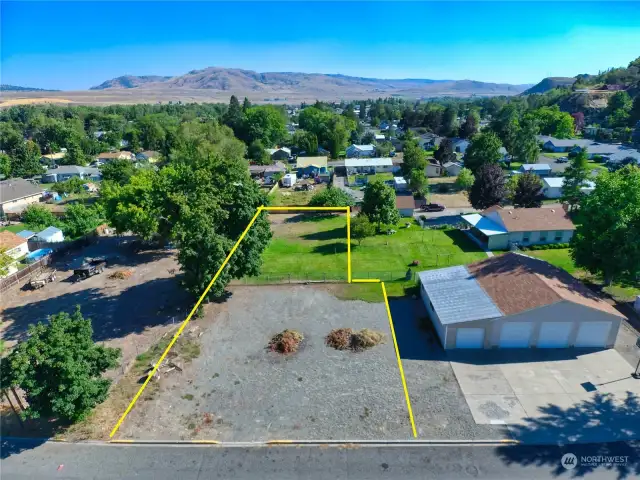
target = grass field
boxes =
[252,214,486,299]
[0,223,26,234]
[527,248,639,302]
[268,183,327,206]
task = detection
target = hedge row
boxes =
[525,243,570,251]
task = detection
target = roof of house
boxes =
[17,230,36,239]
[41,152,66,160]
[375,134,386,140]
[249,161,287,174]
[0,179,44,204]
[0,230,27,250]
[348,144,375,152]
[466,253,621,317]
[36,226,63,238]
[46,165,100,176]
[345,157,393,168]
[543,177,565,188]
[417,265,503,325]
[492,206,575,232]
[395,195,415,209]
[97,151,133,159]
[394,176,407,184]
[443,161,462,168]
[461,213,508,236]
[297,156,328,168]
[520,163,552,171]
[538,136,592,148]
[138,150,159,158]
[266,147,291,156]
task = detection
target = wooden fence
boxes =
[0,255,52,293]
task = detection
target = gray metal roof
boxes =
[418,265,503,325]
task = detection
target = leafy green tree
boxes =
[350,214,375,246]
[375,141,394,157]
[11,140,42,177]
[0,248,13,277]
[408,168,428,194]
[630,96,640,124]
[439,105,457,137]
[512,115,540,164]
[240,106,288,147]
[62,203,103,238]
[607,91,632,113]
[22,204,60,231]
[308,186,354,207]
[460,111,480,139]
[361,131,376,145]
[505,174,519,202]
[463,131,503,174]
[59,142,88,166]
[52,177,85,195]
[489,104,521,155]
[0,307,120,422]
[361,181,400,231]
[100,158,136,185]
[401,138,427,193]
[571,166,640,285]
[247,140,271,165]
[242,97,252,112]
[358,103,367,120]
[0,122,24,155]
[223,95,243,133]
[292,130,318,155]
[513,172,544,208]
[0,153,11,178]
[469,164,506,210]
[455,167,475,191]
[434,138,456,166]
[561,149,591,211]
[137,116,166,151]
[530,106,574,138]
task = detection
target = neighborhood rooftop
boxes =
[46,165,100,175]
[296,156,328,168]
[344,157,393,167]
[0,230,27,250]
[489,206,575,232]
[0,178,44,204]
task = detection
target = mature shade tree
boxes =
[439,105,458,137]
[455,167,475,191]
[504,174,520,203]
[361,131,376,145]
[308,185,354,207]
[240,105,288,147]
[375,141,394,157]
[571,166,640,285]
[0,122,24,155]
[100,158,136,185]
[463,131,503,174]
[608,156,639,172]
[468,163,506,210]
[0,248,13,277]
[222,95,244,134]
[0,153,11,178]
[11,140,42,177]
[242,97,252,112]
[358,103,367,120]
[401,138,427,193]
[292,130,318,155]
[298,107,356,158]
[460,111,480,139]
[63,203,103,238]
[408,168,428,194]
[22,204,60,231]
[58,141,89,166]
[52,177,85,195]
[350,214,375,246]
[433,138,456,166]
[361,181,400,231]
[247,139,271,165]
[137,116,167,151]
[630,96,640,124]
[0,307,120,421]
[513,172,544,208]
[530,106,574,139]
[607,91,632,113]
[561,149,591,211]
[489,104,521,155]
[123,127,141,152]
[512,116,540,164]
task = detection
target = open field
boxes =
[427,176,472,208]
[0,223,26,234]
[268,183,327,206]
[0,97,73,107]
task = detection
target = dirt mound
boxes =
[326,328,386,352]
[268,329,304,354]
[108,270,133,280]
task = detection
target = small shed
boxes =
[281,173,297,188]
[17,230,36,240]
[518,164,552,177]
[396,195,415,217]
[393,177,408,192]
[542,177,564,199]
[34,226,64,243]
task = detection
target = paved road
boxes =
[333,175,363,201]
[2,440,639,479]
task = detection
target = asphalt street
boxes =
[2,439,639,480]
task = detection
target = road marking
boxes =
[381,282,418,438]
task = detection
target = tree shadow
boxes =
[301,227,347,241]
[0,437,48,460]
[1,276,192,344]
[443,228,485,253]
[389,298,448,361]
[311,242,348,255]
[283,213,342,223]
[496,393,640,479]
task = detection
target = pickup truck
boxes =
[73,258,106,281]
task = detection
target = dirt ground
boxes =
[428,177,472,208]
[0,237,191,380]
[116,285,414,441]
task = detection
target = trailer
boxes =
[29,269,57,289]
[73,258,106,281]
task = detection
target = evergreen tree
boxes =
[561,149,590,211]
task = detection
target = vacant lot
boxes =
[269,183,327,206]
[428,177,471,208]
[116,286,413,441]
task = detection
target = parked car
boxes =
[556,156,569,163]
[421,203,445,212]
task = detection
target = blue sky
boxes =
[2,1,640,90]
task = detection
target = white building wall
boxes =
[6,242,29,259]
[420,283,446,347]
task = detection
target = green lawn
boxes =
[268,184,327,206]
[249,216,487,299]
[527,248,640,302]
[586,160,608,173]
[541,152,568,159]
[0,223,26,234]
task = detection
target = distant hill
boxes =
[89,67,530,97]
[90,75,172,90]
[522,77,575,95]
[0,84,59,92]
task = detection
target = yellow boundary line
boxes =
[381,282,418,438]
[110,205,418,439]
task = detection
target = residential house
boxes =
[518,164,552,177]
[418,253,623,349]
[344,158,396,174]
[419,134,442,150]
[17,230,36,240]
[0,179,44,217]
[396,195,415,217]
[296,156,328,177]
[40,152,66,166]
[42,166,102,183]
[33,226,64,243]
[248,162,287,182]
[346,144,376,158]
[584,125,600,137]
[443,161,463,176]
[426,161,443,178]
[136,151,160,162]
[266,147,292,161]
[452,138,470,154]
[542,177,596,199]
[0,230,29,259]
[461,205,575,250]
[82,182,98,193]
[393,177,408,192]
[97,151,135,163]
[374,134,386,142]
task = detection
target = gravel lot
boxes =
[119,286,413,441]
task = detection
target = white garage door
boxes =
[575,322,612,347]
[537,322,573,348]
[455,328,485,349]
[499,323,533,348]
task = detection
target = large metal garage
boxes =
[418,253,624,350]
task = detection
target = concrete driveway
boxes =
[449,349,640,444]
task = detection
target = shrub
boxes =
[268,329,304,354]
[108,270,133,280]
[325,328,353,350]
[351,329,386,351]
